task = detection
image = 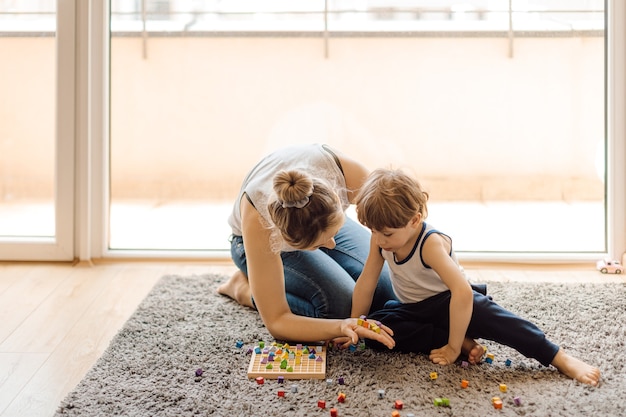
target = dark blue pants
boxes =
[366,284,560,367]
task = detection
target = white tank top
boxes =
[381,222,464,303]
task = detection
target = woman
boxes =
[218,143,396,347]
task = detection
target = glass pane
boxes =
[0,0,56,238]
[109,0,605,255]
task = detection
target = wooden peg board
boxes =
[247,342,326,380]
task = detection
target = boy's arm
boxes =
[422,233,473,364]
[351,235,386,318]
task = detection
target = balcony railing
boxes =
[0,1,604,36]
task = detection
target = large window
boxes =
[0,0,74,261]
[108,0,608,259]
[0,1,623,262]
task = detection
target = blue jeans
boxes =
[230,217,398,319]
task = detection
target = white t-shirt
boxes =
[228,143,350,251]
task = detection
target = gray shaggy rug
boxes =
[55,274,626,417]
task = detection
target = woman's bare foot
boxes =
[461,338,486,364]
[551,349,600,386]
[217,270,254,308]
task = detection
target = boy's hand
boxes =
[429,344,460,365]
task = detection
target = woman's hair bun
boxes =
[273,170,314,208]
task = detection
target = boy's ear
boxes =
[410,213,422,227]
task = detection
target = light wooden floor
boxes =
[0,261,622,417]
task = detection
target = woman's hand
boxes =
[332,318,395,350]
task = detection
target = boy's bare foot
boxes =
[461,338,486,364]
[217,270,254,308]
[551,349,600,386]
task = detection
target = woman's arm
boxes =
[241,198,395,347]
[351,235,385,318]
[422,233,473,364]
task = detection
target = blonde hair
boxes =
[356,168,429,231]
[268,170,344,249]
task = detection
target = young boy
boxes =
[351,168,600,386]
